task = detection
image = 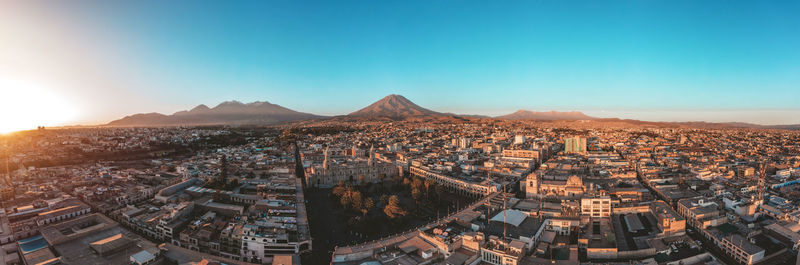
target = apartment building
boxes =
[581,196,611,217]
[479,236,525,265]
[720,234,764,265]
[677,198,727,229]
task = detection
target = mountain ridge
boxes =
[496,110,596,120]
[104,94,800,130]
[107,100,323,126]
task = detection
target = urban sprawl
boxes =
[2,122,800,265]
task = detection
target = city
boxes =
[2,95,800,264]
[2,1,800,265]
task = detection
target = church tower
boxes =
[322,146,330,173]
[368,144,375,166]
[525,173,539,199]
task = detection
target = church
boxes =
[525,173,585,198]
[305,145,399,188]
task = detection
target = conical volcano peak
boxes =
[348,94,441,118]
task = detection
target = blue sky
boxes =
[2,0,799,125]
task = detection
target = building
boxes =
[155,178,203,203]
[35,200,92,226]
[723,196,758,217]
[240,224,312,263]
[513,135,526,145]
[720,234,764,265]
[458,138,472,149]
[0,186,13,201]
[581,196,611,217]
[650,200,685,236]
[35,214,159,265]
[305,146,398,188]
[764,222,800,250]
[409,165,497,196]
[502,149,540,160]
[479,236,525,265]
[564,137,587,154]
[526,174,585,198]
[677,198,726,229]
[156,202,194,241]
[543,218,579,236]
[219,223,244,260]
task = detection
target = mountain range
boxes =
[106,94,800,130]
[495,110,596,121]
[107,100,323,126]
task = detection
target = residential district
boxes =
[1,122,800,265]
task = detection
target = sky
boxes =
[1,0,799,129]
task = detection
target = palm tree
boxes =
[384,195,407,219]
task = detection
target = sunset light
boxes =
[0,78,78,134]
[1,2,800,264]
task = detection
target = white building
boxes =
[581,196,611,217]
[513,135,526,145]
[241,224,311,264]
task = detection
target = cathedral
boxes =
[525,173,585,198]
[305,145,399,188]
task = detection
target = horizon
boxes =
[98,94,800,126]
[2,1,800,131]
[26,94,800,130]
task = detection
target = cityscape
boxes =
[2,1,800,265]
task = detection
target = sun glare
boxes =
[0,78,78,134]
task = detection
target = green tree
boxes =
[435,184,445,204]
[424,179,434,193]
[412,178,423,191]
[412,188,423,203]
[333,185,346,197]
[384,195,407,219]
[340,195,351,209]
[350,191,363,211]
[364,197,375,211]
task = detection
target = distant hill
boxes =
[347,94,444,119]
[107,100,323,126]
[674,121,800,130]
[105,94,800,130]
[496,110,596,121]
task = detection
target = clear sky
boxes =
[1,0,799,129]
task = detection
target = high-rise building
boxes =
[459,137,472,149]
[513,135,526,145]
[564,136,586,154]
